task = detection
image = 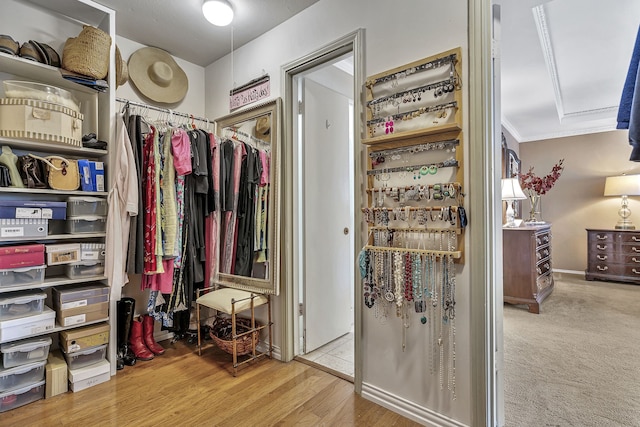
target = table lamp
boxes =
[604,174,640,229]
[501,178,526,227]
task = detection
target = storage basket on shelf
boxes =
[210,316,261,356]
[62,25,111,80]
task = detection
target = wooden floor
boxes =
[3,339,421,426]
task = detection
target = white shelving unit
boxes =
[0,0,116,378]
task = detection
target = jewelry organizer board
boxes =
[360,47,465,400]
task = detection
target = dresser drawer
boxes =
[536,260,552,277]
[590,252,640,264]
[535,232,551,248]
[536,273,553,293]
[535,245,551,262]
[588,262,640,278]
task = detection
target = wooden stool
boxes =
[195,287,272,376]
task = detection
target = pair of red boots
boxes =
[129,314,165,360]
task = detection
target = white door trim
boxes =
[281,29,365,393]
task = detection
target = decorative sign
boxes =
[229,75,270,110]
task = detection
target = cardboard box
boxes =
[59,322,109,353]
[78,159,92,192]
[0,219,47,240]
[52,284,109,306]
[0,306,55,342]
[90,161,105,192]
[68,358,109,392]
[0,244,45,269]
[0,201,66,220]
[56,302,108,327]
[45,350,67,398]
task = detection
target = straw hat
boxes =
[128,47,188,104]
[255,115,270,142]
[115,45,128,88]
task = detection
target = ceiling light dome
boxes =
[202,0,234,27]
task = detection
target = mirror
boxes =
[214,98,281,295]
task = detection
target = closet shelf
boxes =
[369,226,462,234]
[0,136,108,156]
[0,187,108,196]
[0,53,99,95]
[0,316,109,344]
[0,233,106,243]
[0,274,106,294]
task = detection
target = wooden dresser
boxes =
[585,229,640,284]
[503,224,554,314]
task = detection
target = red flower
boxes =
[517,159,564,196]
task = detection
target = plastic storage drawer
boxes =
[63,344,106,370]
[0,291,46,321]
[0,360,45,392]
[1,336,52,368]
[66,197,107,217]
[65,261,105,279]
[65,216,106,234]
[0,266,45,289]
[0,380,45,413]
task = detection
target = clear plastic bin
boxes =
[66,197,107,217]
[65,261,105,279]
[0,380,45,413]
[0,360,45,392]
[0,266,45,288]
[1,337,52,368]
[65,216,106,234]
[0,291,46,321]
[63,344,106,370]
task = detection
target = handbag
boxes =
[18,155,48,189]
[27,154,80,191]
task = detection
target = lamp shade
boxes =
[202,0,234,26]
[604,174,640,196]
[501,178,526,201]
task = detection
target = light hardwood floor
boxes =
[3,339,421,426]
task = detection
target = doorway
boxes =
[292,54,355,379]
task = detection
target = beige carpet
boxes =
[504,275,640,426]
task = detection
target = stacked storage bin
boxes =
[64,197,107,278]
[0,293,53,412]
[51,284,109,392]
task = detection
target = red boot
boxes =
[129,317,154,361]
[142,315,165,355]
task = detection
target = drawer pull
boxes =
[543,236,549,242]
[537,252,542,259]
[634,257,640,263]
[633,269,640,275]
[633,236,640,242]
[633,247,640,253]
[597,255,608,261]
[597,235,608,240]
[544,249,549,256]
[597,265,609,271]
[597,244,607,250]
[536,268,542,275]
[544,263,550,269]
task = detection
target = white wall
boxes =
[205,0,471,425]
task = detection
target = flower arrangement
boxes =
[517,159,565,196]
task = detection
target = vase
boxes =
[525,194,544,224]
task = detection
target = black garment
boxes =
[220,139,234,212]
[234,144,261,277]
[125,115,146,275]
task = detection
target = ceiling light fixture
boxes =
[202,0,234,27]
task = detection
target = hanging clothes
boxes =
[220,139,246,274]
[126,115,147,274]
[234,143,261,276]
[105,114,139,302]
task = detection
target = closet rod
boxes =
[116,97,212,124]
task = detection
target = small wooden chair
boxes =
[195,286,272,376]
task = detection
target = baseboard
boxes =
[257,341,282,361]
[552,269,584,280]
[362,382,468,427]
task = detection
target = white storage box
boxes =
[46,243,81,265]
[0,265,45,288]
[0,380,45,413]
[0,219,47,240]
[65,261,105,279]
[65,216,106,234]
[62,344,106,370]
[1,337,52,368]
[0,360,46,392]
[80,243,105,261]
[0,306,55,343]
[68,358,109,392]
[0,291,46,321]
[66,197,107,217]
[0,98,83,147]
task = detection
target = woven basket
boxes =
[210,317,260,356]
[62,25,111,79]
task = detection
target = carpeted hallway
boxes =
[504,275,640,426]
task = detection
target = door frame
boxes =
[281,29,365,392]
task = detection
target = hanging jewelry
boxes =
[393,250,404,309]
